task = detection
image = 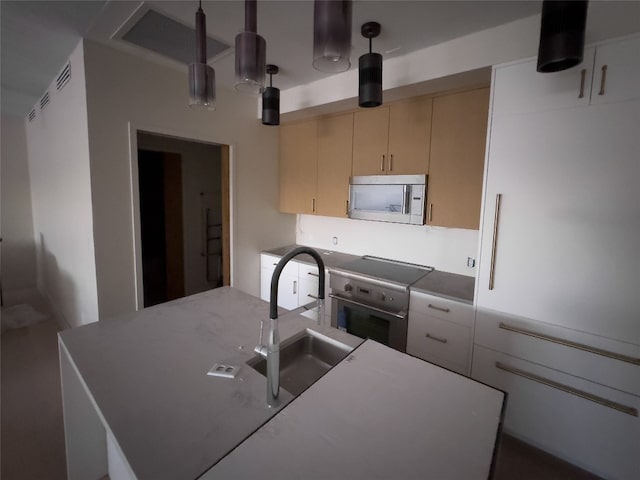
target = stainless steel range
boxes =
[329,256,433,352]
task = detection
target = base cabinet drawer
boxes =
[472,345,640,480]
[407,312,471,375]
[409,291,474,327]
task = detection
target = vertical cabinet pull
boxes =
[345,200,349,216]
[488,193,502,290]
[381,154,385,172]
[598,64,608,96]
[578,69,586,98]
[312,198,316,213]
[427,203,433,222]
[293,280,297,295]
[389,154,394,171]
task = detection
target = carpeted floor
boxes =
[1,294,601,480]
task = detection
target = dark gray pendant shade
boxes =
[235,0,266,93]
[188,3,215,109]
[313,0,352,73]
[262,65,280,126]
[537,0,589,73]
[359,22,382,108]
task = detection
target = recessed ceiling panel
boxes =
[121,9,229,65]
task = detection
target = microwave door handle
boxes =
[402,185,410,214]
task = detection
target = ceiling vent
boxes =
[56,63,71,91]
[40,92,50,110]
[28,109,36,122]
[120,9,230,64]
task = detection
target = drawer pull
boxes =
[425,333,448,344]
[307,272,319,277]
[499,322,640,366]
[428,304,450,313]
[307,294,318,299]
[495,362,638,417]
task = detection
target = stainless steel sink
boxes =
[247,329,352,396]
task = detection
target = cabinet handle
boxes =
[495,361,638,417]
[498,322,640,365]
[389,154,394,171]
[346,200,349,215]
[427,203,433,222]
[428,303,450,313]
[425,333,448,344]
[307,272,319,277]
[293,280,297,295]
[307,294,318,299]
[598,64,608,96]
[381,154,385,172]
[578,68,586,98]
[312,198,316,213]
[488,194,502,290]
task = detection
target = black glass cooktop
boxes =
[332,256,433,286]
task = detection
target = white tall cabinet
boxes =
[473,35,640,480]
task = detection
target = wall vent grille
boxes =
[28,109,36,122]
[40,92,50,109]
[56,63,71,91]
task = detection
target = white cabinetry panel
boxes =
[472,345,640,480]
[476,100,640,344]
[590,36,640,105]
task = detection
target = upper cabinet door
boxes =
[590,36,640,106]
[316,113,354,218]
[352,107,390,176]
[279,119,318,215]
[387,98,433,175]
[492,47,595,117]
[427,88,489,230]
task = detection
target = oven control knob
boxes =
[344,284,353,292]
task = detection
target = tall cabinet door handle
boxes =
[598,65,608,96]
[427,203,433,222]
[312,198,316,213]
[345,200,349,216]
[389,154,394,171]
[381,154,385,172]
[293,281,297,295]
[578,69,586,98]
[489,193,502,290]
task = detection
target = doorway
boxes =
[136,132,230,308]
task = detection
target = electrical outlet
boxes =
[467,257,476,268]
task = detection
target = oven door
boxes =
[330,294,408,352]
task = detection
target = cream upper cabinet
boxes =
[589,35,640,105]
[427,88,489,230]
[352,107,390,175]
[316,113,353,217]
[352,99,432,176]
[279,119,318,215]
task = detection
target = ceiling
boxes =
[3,1,640,118]
[2,0,553,117]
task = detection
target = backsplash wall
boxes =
[296,214,478,276]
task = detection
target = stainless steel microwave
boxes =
[348,175,426,225]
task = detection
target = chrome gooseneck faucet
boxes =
[255,247,326,407]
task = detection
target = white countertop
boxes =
[207,340,505,479]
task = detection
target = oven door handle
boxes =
[329,294,407,320]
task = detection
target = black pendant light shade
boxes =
[313,0,353,73]
[235,0,266,93]
[359,22,382,108]
[262,65,280,126]
[188,2,215,109]
[537,0,589,73]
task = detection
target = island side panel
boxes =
[59,339,108,480]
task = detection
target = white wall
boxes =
[137,133,222,295]
[296,215,478,276]
[24,42,99,328]
[1,113,37,292]
[83,40,295,320]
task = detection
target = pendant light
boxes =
[358,22,382,108]
[312,0,352,73]
[262,65,280,126]
[188,0,215,109]
[537,0,589,73]
[235,0,266,93]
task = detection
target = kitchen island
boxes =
[59,287,504,479]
